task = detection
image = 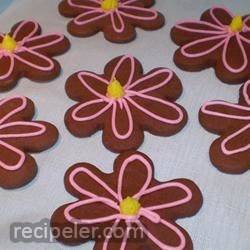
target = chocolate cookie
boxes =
[59,0,165,43]
[0,96,58,189]
[65,55,188,153]
[51,151,203,249]
[199,80,250,174]
[0,20,70,91]
[171,6,250,84]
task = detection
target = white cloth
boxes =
[0,0,249,249]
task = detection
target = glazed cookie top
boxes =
[65,55,187,153]
[51,151,202,249]
[200,80,250,173]
[171,6,250,83]
[59,0,165,43]
[0,20,70,90]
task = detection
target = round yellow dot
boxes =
[230,15,243,32]
[120,197,141,216]
[101,0,118,11]
[106,78,125,100]
[0,34,17,53]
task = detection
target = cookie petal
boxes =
[242,80,250,105]
[206,6,233,27]
[128,68,174,96]
[110,100,134,140]
[77,71,109,99]
[0,55,14,81]
[138,218,188,250]
[11,20,40,42]
[221,124,250,155]
[66,165,119,201]
[64,198,119,224]
[14,48,55,72]
[127,93,185,126]
[180,34,226,58]
[222,35,248,73]
[109,55,138,88]
[0,140,25,171]
[66,0,100,10]
[141,181,192,211]
[0,121,46,139]
[24,33,66,53]
[0,96,32,124]
[116,153,153,201]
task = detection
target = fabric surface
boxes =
[0,0,249,249]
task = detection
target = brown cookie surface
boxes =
[199,80,250,174]
[51,151,203,249]
[171,6,250,84]
[0,20,70,91]
[0,96,59,189]
[65,55,188,153]
[59,0,165,43]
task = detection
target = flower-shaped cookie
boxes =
[0,96,58,189]
[199,80,250,174]
[65,55,187,153]
[171,6,250,84]
[51,151,202,249]
[0,20,70,91]
[59,0,165,43]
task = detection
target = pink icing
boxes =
[71,55,185,140]
[201,81,250,155]
[0,96,46,171]
[64,153,193,250]
[0,20,65,81]
[68,0,158,34]
[175,6,250,73]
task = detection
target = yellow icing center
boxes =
[230,15,243,32]
[120,197,141,216]
[0,34,17,53]
[107,78,125,99]
[101,0,118,11]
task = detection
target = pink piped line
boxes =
[201,101,250,120]
[13,20,39,41]
[136,219,186,250]
[181,34,228,58]
[68,0,100,9]
[69,167,118,200]
[222,34,248,73]
[111,10,125,33]
[243,81,250,105]
[0,96,27,124]
[64,197,120,224]
[221,124,250,155]
[72,99,112,122]
[143,182,193,211]
[111,99,133,139]
[117,154,153,201]
[25,33,65,50]
[128,68,173,93]
[210,6,234,27]
[0,121,46,139]
[0,140,25,171]
[73,9,109,26]
[0,54,15,80]
[111,55,135,87]
[175,20,227,33]
[78,72,110,101]
[119,5,158,21]
[126,92,184,124]
[14,47,54,71]
[103,219,121,250]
